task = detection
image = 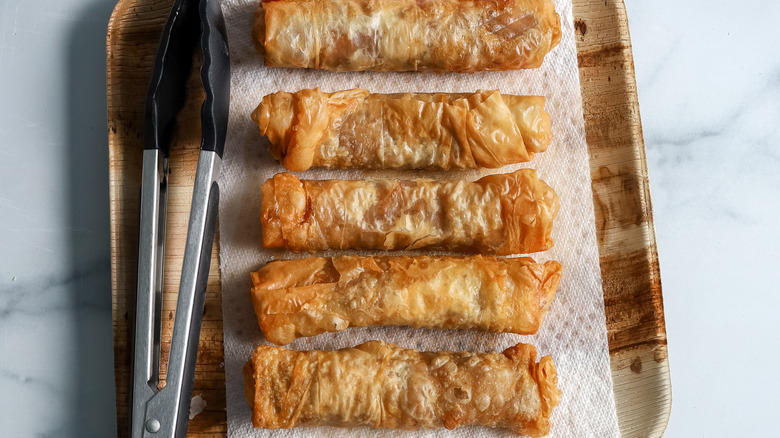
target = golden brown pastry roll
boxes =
[251,255,562,345]
[253,0,562,73]
[253,88,553,172]
[244,341,561,436]
[260,169,559,254]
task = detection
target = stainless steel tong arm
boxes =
[135,152,221,438]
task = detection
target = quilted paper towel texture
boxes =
[217,0,621,436]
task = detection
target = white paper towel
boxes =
[217,1,620,436]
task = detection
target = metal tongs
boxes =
[131,0,229,437]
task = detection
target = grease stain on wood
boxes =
[574,18,588,40]
[630,356,643,374]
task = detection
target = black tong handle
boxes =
[144,0,230,158]
[144,0,199,157]
[199,0,230,158]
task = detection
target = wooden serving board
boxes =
[107,1,671,436]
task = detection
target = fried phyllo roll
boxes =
[244,341,561,436]
[250,255,562,345]
[260,169,559,254]
[253,89,553,172]
[253,0,561,73]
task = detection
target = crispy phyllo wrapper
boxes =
[260,169,559,254]
[251,255,562,345]
[244,341,561,436]
[254,0,561,73]
[253,89,553,172]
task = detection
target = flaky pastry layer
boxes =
[260,169,559,254]
[251,255,562,345]
[253,89,553,172]
[244,341,561,436]
[254,0,561,72]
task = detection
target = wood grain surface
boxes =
[107,1,671,437]
[572,2,671,436]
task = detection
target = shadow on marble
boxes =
[65,0,118,436]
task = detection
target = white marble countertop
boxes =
[1,0,778,436]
